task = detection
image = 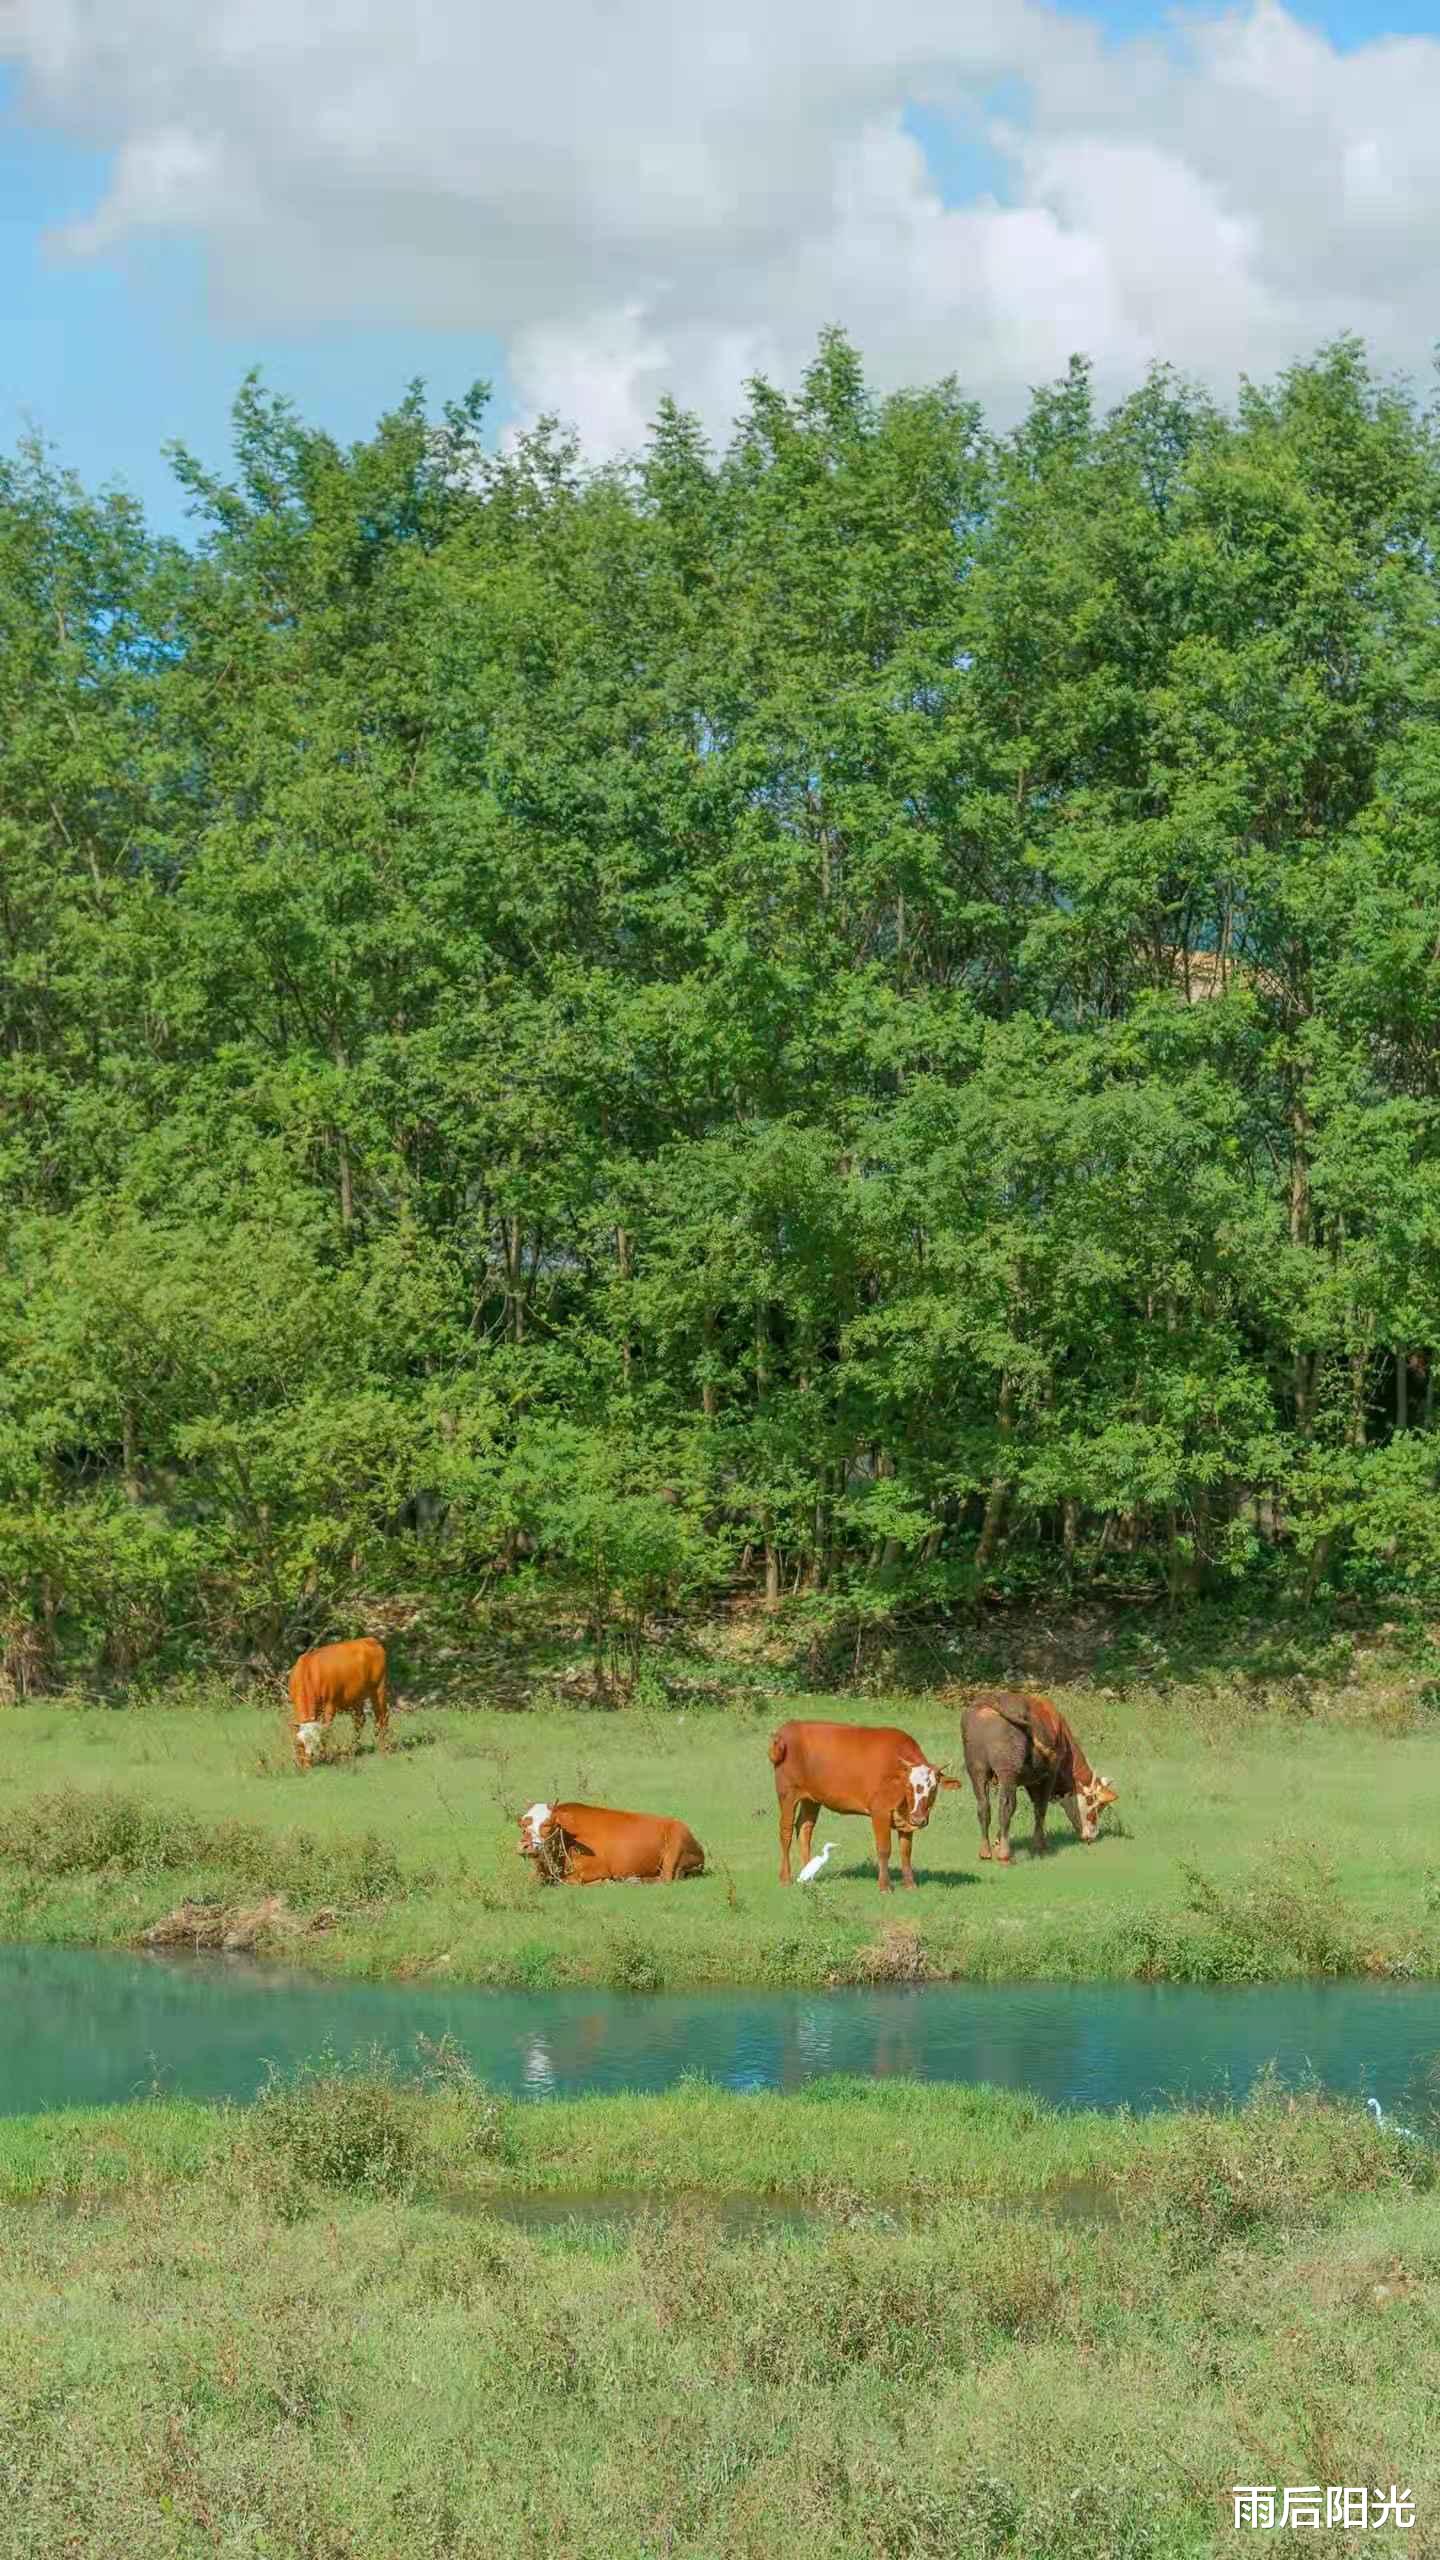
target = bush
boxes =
[245,2048,421,2212]
[0,1785,409,1905]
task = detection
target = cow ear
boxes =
[939,1773,964,1788]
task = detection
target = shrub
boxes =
[0,1785,408,1905]
[244,2048,420,2212]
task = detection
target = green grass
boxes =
[1,1681,1439,1986]
[1,2072,1436,2557]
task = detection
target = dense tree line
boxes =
[6,329,1440,1687]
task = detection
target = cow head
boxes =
[294,1719,324,1766]
[904,1762,940,1827]
[517,1802,567,1882]
[1063,1773,1118,1843]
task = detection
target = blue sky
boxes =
[4,0,1437,532]
[1,67,512,532]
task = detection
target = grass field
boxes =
[2,1680,1439,1985]
[1,2069,1436,2558]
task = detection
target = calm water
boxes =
[5,1944,1439,2125]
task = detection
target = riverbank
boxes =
[2,1692,1438,1988]
[2,2073,1435,2556]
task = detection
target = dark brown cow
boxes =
[769,1719,961,1893]
[288,1637,391,1771]
[962,1690,1117,1865]
[517,1801,705,1885]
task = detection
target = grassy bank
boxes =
[2,2071,1436,2557]
[2,1682,1439,1988]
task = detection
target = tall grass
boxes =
[0,1784,408,1905]
[0,2078,1435,2558]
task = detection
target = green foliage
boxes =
[10,335,1440,1681]
[0,1785,406,1904]
[246,2047,421,2208]
[0,2078,1434,2559]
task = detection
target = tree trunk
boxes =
[1289,1093,1311,1428]
[504,1217,525,1345]
[616,1226,632,1386]
[974,1378,1015,1574]
[756,1308,779,1610]
[1396,1349,1408,1432]
[331,1034,354,1233]
[1350,1341,1369,1450]
[701,1308,718,1419]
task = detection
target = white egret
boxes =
[797,1842,836,1884]
[1367,2096,1419,2141]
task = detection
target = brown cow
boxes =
[769,1720,961,1892]
[288,1637,391,1771]
[517,1801,705,1885]
[962,1690,1116,1865]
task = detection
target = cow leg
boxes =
[994,1782,1017,1866]
[897,1828,919,1890]
[1029,1780,1053,1857]
[660,1828,693,1882]
[870,1808,894,1892]
[372,1672,392,1752]
[972,1771,993,1860]
[778,1791,797,1885]
[795,1801,820,1874]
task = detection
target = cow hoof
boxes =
[977,1845,991,1861]
[901,1874,919,1890]
[994,1846,1012,1867]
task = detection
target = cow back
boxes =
[770,1719,932,1812]
[289,1637,385,1714]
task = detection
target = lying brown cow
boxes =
[517,1801,705,1885]
[770,1719,961,1892]
[961,1690,1116,1865]
[288,1637,391,1771]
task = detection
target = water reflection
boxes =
[4,1944,1439,2128]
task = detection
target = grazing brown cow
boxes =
[288,1637,391,1771]
[962,1690,1116,1865]
[517,1801,705,1885]
[769,1720,961,1892]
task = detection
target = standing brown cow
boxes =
[288,1638,391,1770]
[961,1690,1116,1865]
[517,1801,705,1884]
[769,1719,961,1892]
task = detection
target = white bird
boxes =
[797,1842,836,1884]
[1367,2096,1419,2141]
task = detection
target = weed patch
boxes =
[0,1785,410,1907]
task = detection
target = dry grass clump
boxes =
[845,1920,932,1984]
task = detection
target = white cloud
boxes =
[5,0,1440,454]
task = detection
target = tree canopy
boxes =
[7,331,1440,1684]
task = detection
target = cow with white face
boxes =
[516,1800,705,1886]
[769,1721,961,1892]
